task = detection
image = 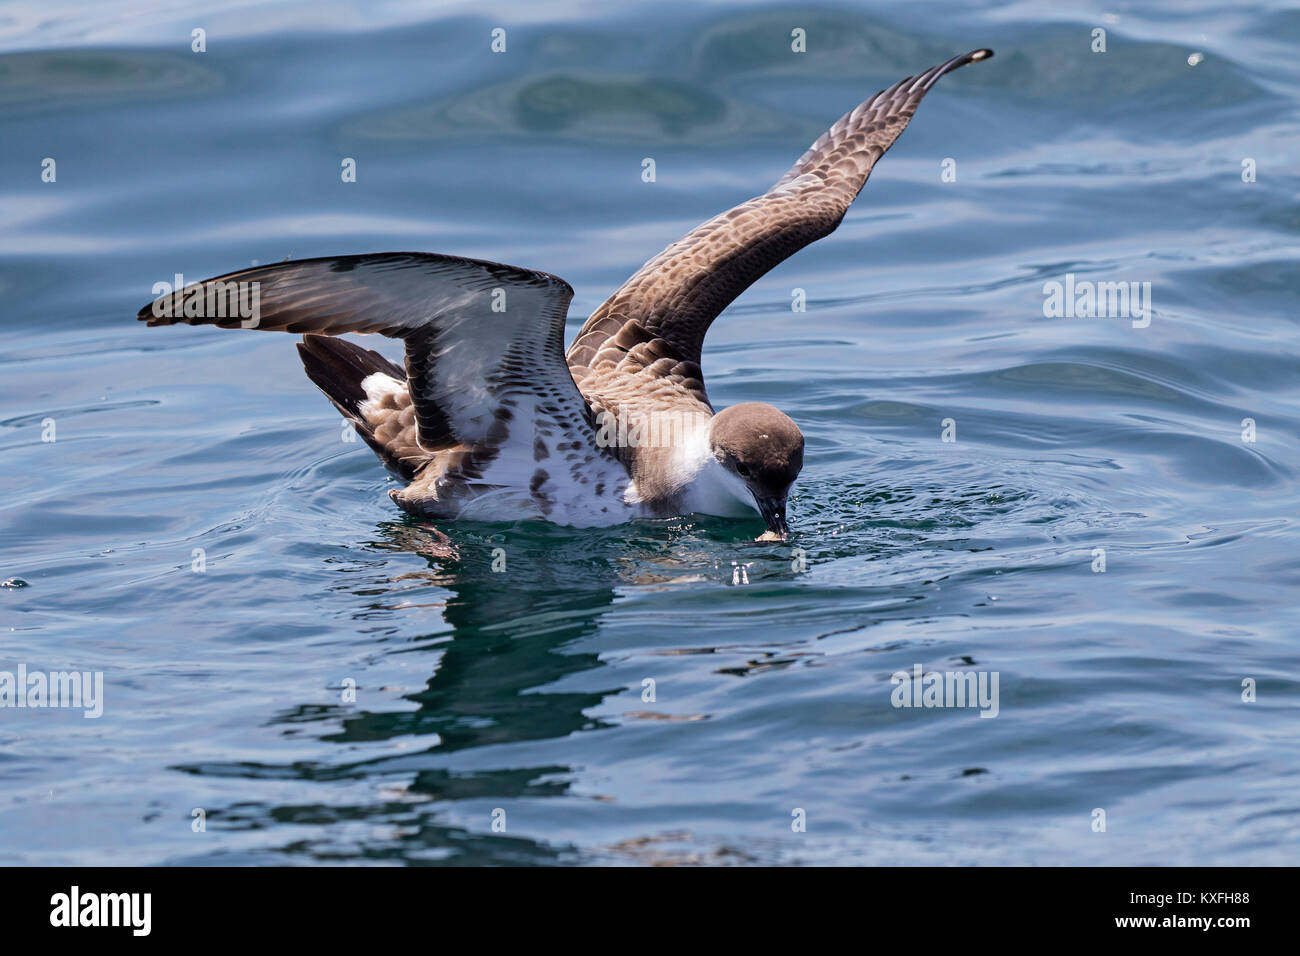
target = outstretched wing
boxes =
[138,252,613,473]
[566,49,993,402]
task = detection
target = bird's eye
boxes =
[736,463,751,477]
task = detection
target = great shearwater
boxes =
[139,49,992,539]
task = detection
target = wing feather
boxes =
[139,252,612,475]
[566,49,993,399]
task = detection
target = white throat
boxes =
[674,416,757,518]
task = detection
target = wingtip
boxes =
[137,302,164,326]
[918,47,995,92]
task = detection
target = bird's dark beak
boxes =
[754,495,789,541]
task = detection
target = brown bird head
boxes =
[708,402,804,539]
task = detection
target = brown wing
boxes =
[566,49,993,403]
[138,253,621,485]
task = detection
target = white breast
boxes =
[625,416,757,519]
[679,457,759,518]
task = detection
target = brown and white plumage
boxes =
[137,50,992,534]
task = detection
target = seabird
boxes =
[139,49,992,540]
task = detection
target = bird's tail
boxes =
[296,334,417,478]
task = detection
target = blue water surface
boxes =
[1,0,1298,865]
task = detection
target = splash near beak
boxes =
[754,495,789,542]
